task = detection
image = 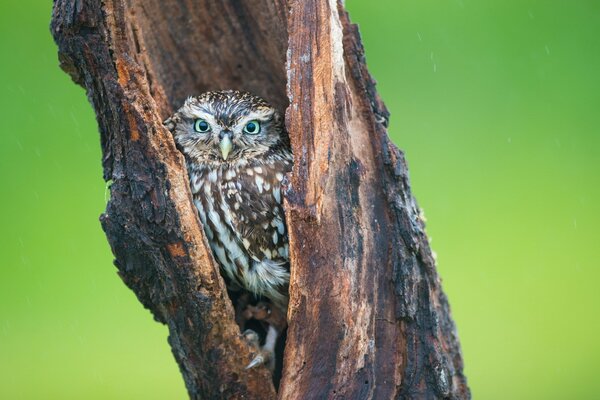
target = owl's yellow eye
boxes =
[243,120,261,135]
[194,119,211,133]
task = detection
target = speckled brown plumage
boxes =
[165,90,292,313]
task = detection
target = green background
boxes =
[1,0,598,398]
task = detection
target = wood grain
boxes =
[51,0,469,398]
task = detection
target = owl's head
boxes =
[165,90,287,163]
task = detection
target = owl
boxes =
[165,90,292,369]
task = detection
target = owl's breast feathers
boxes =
[189,151,292,310]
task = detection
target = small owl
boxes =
[165,90,292,368]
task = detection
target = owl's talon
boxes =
[243,328,273,369]
[244,325,279,371]
[242,329,260,350]
[245,354,265,370]
[245,348,275,370]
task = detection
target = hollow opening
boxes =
[128,0,289,116]
[126,0,291,387]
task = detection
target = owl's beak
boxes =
[219,134,233,160]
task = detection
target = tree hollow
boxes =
[51,0,470,398]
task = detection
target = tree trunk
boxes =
[51,0,469,399]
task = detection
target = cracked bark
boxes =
[51,0,469,399]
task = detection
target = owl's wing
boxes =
[224,159,290,266]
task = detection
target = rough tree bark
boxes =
[51,0,469,399]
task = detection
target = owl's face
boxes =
[165,91,286,164]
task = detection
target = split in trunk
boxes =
[51,0,469,398]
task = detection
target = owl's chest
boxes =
[190,164,267,231]
[190,166,245,265]
[188,162,287,286]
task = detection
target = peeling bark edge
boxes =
[51,0,277,398]
[51,0,469,398]
[279,1,469,398]
[341,8,470,399]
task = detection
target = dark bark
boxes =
[51,0,469,399]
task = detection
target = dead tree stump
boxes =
[51,0,469,398]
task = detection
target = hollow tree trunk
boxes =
[51,0,469,399]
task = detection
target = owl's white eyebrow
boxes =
[232,114,271,132]
[236,110,274,125]
[181,100,214,119]
[185,107,219,126]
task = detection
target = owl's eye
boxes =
[243,120,261,135]
[194,119,211,133]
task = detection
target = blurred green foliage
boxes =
[0,0,598,399]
